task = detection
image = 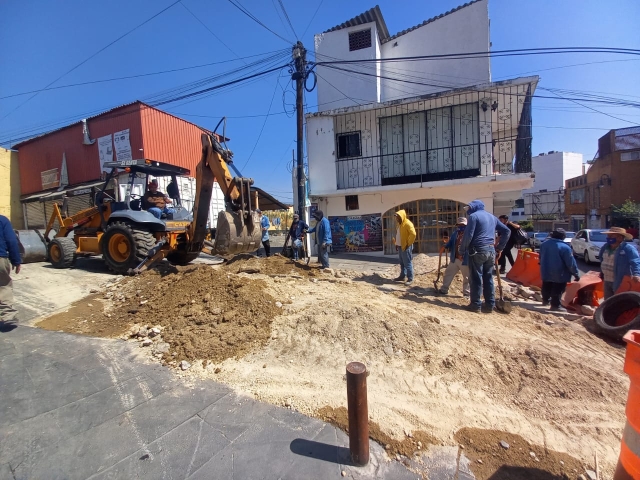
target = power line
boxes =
[1,0,182,122]
[301,0,324,38]
[240,72,284,171]
[179,0,241,58]
[226,0,294,45]
[277,0,298,40]
[0,50,288,100]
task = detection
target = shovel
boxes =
[433,250,443,291]
[495,259,512,313]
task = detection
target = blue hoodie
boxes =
[540,238,578,283]
[460,200,510,255]
[0,215,21,266]
[308,216,332,246]
[260,215,270,242]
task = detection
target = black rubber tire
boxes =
[101,222,155,274]
[584,250,591,265]
[594,291,640,341]
[167,250,200,266]
[48,237,76,269]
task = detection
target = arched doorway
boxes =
[383,199,467,254]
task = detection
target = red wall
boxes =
[17,103,211,195]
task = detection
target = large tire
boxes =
[594,291,640,341]
[167,250,200,266]
[101,222,155,274]
[584,250,591,265]
[48,237,76,269]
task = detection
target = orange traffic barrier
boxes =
[617,275,640,295]
[506,250,542,288]
[561,270,604,313]
[614,330,640,480]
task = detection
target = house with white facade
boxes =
[305,0,537,255]
[521,151,583,229]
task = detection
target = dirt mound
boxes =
[225,254,318,277]
[455,428,588,480]
[317,406,437,458]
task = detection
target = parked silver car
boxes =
[571,229,608,264]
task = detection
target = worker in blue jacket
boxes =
[598,226,640,299]
[308,210,332,269]
[539,229,579,312]
[256,209,271,257]
[0,215,21,324]
[460,200,510,313]
[438,217,470,296]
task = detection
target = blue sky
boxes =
[1,0,639,204]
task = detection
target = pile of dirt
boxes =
[454,428,590,480]
[226,254,318,277]
[317,406,437,458]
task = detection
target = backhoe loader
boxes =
[43,132,261,274]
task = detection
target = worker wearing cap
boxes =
[288,213,308,261]
[308,210,332,268]
[257,209,271,257]
[143,179,174,219]
[438,217,470,296]
[0,214,21,326]
[539,228,579,312]
[598,226,640,299]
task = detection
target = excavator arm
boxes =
[187,133,261,256]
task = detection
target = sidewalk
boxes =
[0,325,427,480]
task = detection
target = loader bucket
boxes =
[16,229,53,263]
[211,211,261,256]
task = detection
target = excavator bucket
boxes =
[211,210,261,256]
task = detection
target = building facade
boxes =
[565,127,640,231]
[12,102,287,229]
[0,148,23,229]
[519,151,583,230]
[305,2,536,255]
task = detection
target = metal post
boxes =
[292,41,306,217]
[346,361,369,466]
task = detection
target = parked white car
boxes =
[542,231,575,246]
[571,229,608,264]
[530,232,548,249]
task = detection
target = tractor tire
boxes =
[101,222,155,274]
[594,291,640,341]
[167,250,200,266]
[48,237,76,269]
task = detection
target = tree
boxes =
[612,199,640,228]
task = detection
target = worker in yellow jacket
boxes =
[392,209,417,285]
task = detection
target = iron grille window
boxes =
[348,29,371,51]
[337,132,362,159]
[345,195,359,211]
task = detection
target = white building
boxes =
[521,151,583,225]
[304,1,537,255]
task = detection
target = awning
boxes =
[20,179,104,203]
[252,187,290,211]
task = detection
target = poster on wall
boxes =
[97,134,113,180]
[113,129,132,162]
[329,214,383,253]
[41,168,60,190]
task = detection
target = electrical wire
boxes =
[239,71,284,171]
[301,0,324,39]
[277,0,298,40]
[0,0,183,122]
[226,0,294,44]
[179,0,242,58]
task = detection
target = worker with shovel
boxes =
[437,217,470,297]
[539,228,579,312]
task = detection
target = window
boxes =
[345,195,359,211]
[515,199,524,208]
[348,29,371,51]
[622,151,640,162]
[337,132,362,159]
[570,188,585,204]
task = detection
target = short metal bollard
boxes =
[346,361,369,466]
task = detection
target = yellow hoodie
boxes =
[392,209,416,251]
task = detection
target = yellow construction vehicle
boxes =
[43,132,261,274]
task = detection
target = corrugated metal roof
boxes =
[323,1,482,45]
[386,0,483,43]
[323,5,390,42]
[12,101,214,149]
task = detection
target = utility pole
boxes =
[292,41,306,217]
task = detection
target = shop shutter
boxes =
[66,193,93,216]
[25,201,46,229]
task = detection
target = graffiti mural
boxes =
[329,214,383,253]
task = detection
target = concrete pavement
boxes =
[0,325,436,480]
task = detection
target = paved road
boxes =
[0,324,476,480]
